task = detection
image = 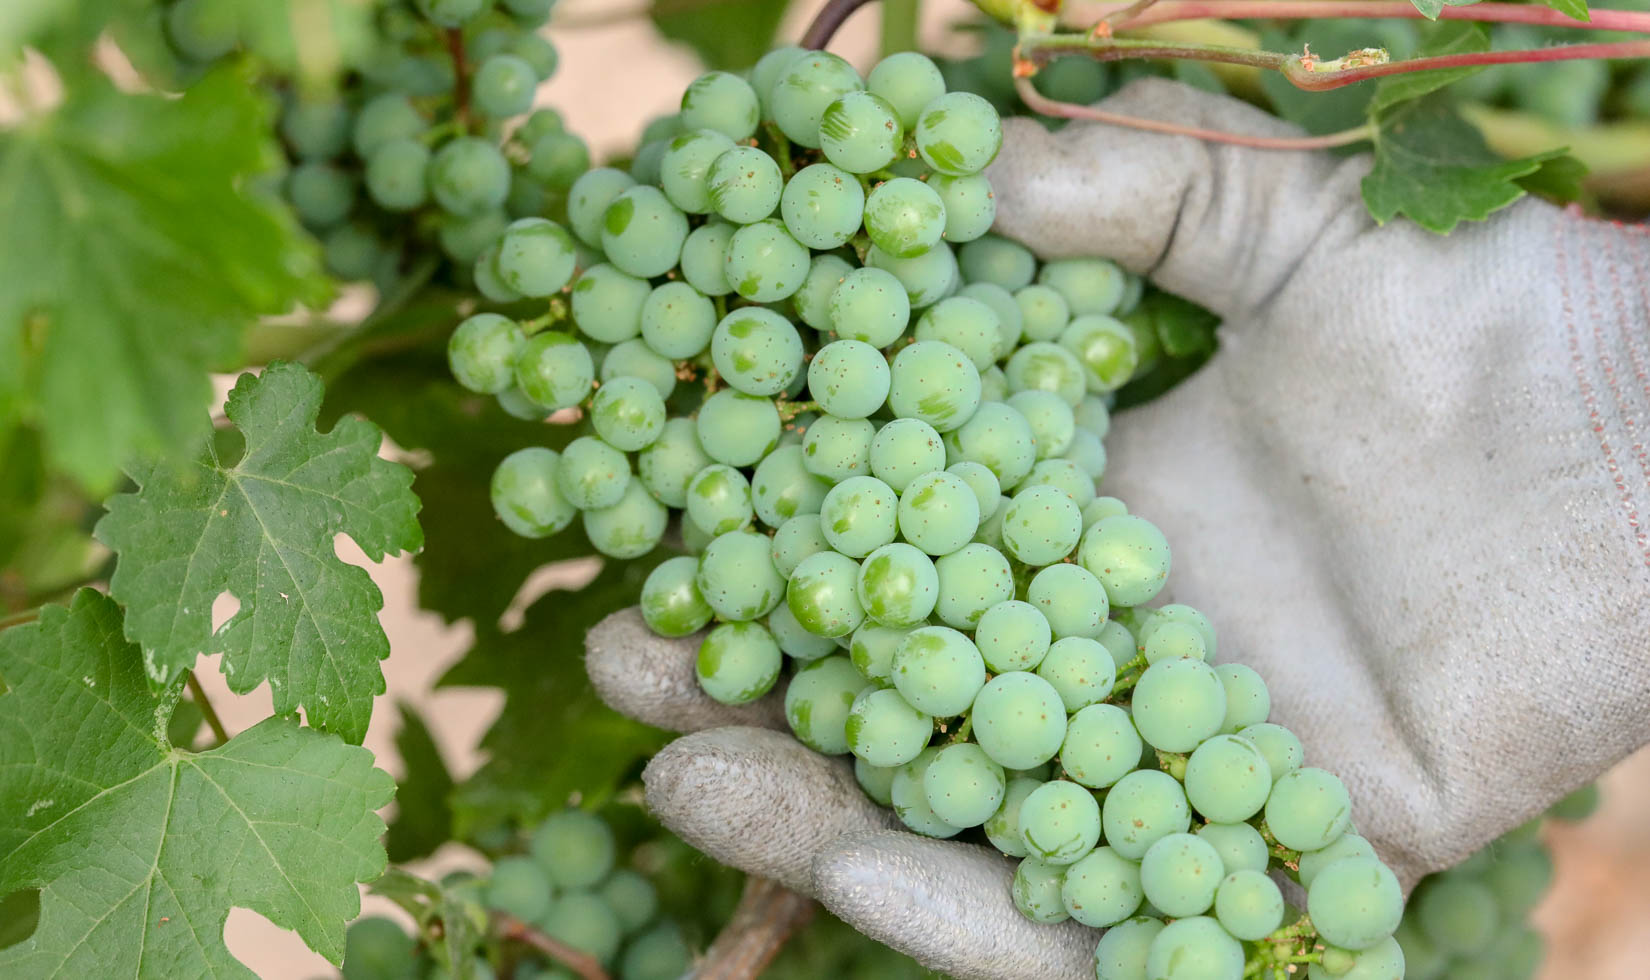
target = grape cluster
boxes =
[341,809,692,980]
[1396,784,1598,980]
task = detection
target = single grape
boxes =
[868,417,946,493]
[686,464,753,536]
[1005,391,1074,461]
[325,223,382,283]
[638,282,714,359]
[802,415,875,482]
[583,480,668,558]
[540,892,623,965]
[430,137,510,217]
[770,51,864,147]
[932,541,1013,629]
[793,253,855,330]
[1484,842,1554,918]
[914,91,1002,175]
[1131,658,1227,753]
[891,746,965,838]
[1093,916,1166,980]
[1102,769,1191,860]
[849,621,911,684]
[960,235,1036,291]
[532,809,615,888]
[707,145,783,223]
[416,0,488,28]
[637,417,710,508]
[449,312,526,394]
[679,220,736,296]
[1026,564,1107,640]
[342,917,415,980]
[696,389,781,466]
[770,517,828,583]
[1056,846,1142,928]
[1005,340,1086,405]
[1306,937,1406,980]
[629,139,669,185]
[1144,916,1244,980]
[363,137,430,212]
[641,555,714,636]
[819,90,903,173]
[474,54,537,117]
[922,742,1006,828]
[982,361,1011,406]
[867,240,958,309]
[1214,663,1271,734]
[846,686,932,767]
[1239,723,1304,782]
[491,447,576,538]
[1265,768,1353,852]
[496,218,577,298]
[598,869,657,936]
[947,460,1001,518]
[567,168,637,247]
[1308,857,1403,951]
[512,332,592,410]
[857,542,939,628]
[888,340,982,433]
[1061,315,1139,393]
[1414,874,1498,955]
[353,92,425,157]
[724,218,810,302]
[526,129,591,191]
[1079,514,1172,608]
[781,162,865,250]
[1197,822,1269,876]
[1012,856,1070,923]
[1000,485,1083,565]
[166,0,238,60]
[867,51,946,129]
[1140,832,1224,917]
[891,625,986,717]
[1142,621,1207,665]
[819,475,899,558]
[601,185,689,278]
[486,854,554,922]
[897,469,981,557]
[660,129,737,214]
[1299,834,1377,889]
[697,621,783,704]
[287,163,353,229]
[855,757,899,806]
[511,32,558,78]
[829,266,910,347]
[710,306,803,396]
[1035,637,1115,713]
[864,177,946,259]
[751,445,830,528]
[944,401,1038,490]
[1213,869,1284,942]
[769,600,837,660]
[958,282,1023,353]
[1041,257,1126,316]
[1138,603,1217,655]
[974,599,1052,673]
[786,655,868,754]
[932,173,996,244]
[1014,284,1071,343]
[680,70,760,141]
[1059,703,1141,789]
[1096,619,1135,670]
[1183,734,1271,824]
[1083,494,1128,529]
[787,550,866,638]
[697,529,785,621]
[915,296,1002,370]
[972,671,1068,770]
[1018,779,1101,865]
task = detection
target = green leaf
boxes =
[1407,0,1480,19]
[1514,152,1589,203]
[1368,21,1491,114]
[1540,0,1590,21]
[96,362,423,744]
[442,562,671,841]
[1257,23,1378,137]
[651,0,793,70]
[1362,97,1567,233]
[384,701,455,864]
[0,590,395,976]
[0,69,326,492]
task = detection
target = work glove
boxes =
[585,79,1650,979]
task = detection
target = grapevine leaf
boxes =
[1406,0,1480,20]
[651,0,792,70]
[1514,152,1589,203]
[384,701,455,864]
[368,870,486,980]
[1362,97,1569,233]
[1368,21,1491,114]
[0,590,395,976]
[441,562,671,841]
[0,69,326,492]
[1540,0,1590,21]
[95,362,423,744]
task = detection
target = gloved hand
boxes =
[585,79,1650,979]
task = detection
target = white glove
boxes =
[585,79,1650,979]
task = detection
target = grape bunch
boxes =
[341,809,692,980]
[1396,784,1598,980]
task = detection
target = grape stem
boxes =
[443,27,473,133]
[800,0,878,50]
[693,876,815,979]
[1072,0,1650,34]
[762,121,796,179]
[950,715,975,742]
[185,670,230,747]
[496,912,610,980]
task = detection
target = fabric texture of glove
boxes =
[585,79,1650,979]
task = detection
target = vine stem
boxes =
[693,877,815,978]
[496,913,610,980]
[186,670,230,747]
[881,0,920,56]
[1075,0,1650,34]
[443,27,472,132]
[1284,39,1650,90]
[801,0,878,50]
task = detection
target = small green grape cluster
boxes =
[1396,784,1598,980]
[340,809,692,980]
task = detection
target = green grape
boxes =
[696,389,781,466]
[724,218,809,302]
[681,70,760,141]
[361,138,427,212]
[1140,832,1223,918]
[866,51,946,129]
[1004,391,1073,461]
[491,447,576,538]
[341,917,414,980]
[1005,341,1086,405]
[1096,619,1135,668]
[540,892,623,965]
[769,600,837,660]
[601,185,689,278]
[1238,723,1303,782]
[598,869,657,935]
[433,207,502,262]
[818,474,898,558]
[1143,621,1206,665]
[957,282,1021,349]
[1484,842,1553,917]
[449,312,526,394]
[973,599,1050,672]
[930,173,995,244]
[1075,394,1111,438]
[855,757,899,806]
[923,742,1006,827]
[1299,834,1376,889]
[1415,875,1498,955]
[984,775,1042,857]
[416,0,487,27]
[868,418,946,493]
[932,541,1013,629]
[660,129,736,214]
[511,32,558,79]
[710,306,804,396]
[353,93,426,159]
[640,112,685,144]
[867,241,958,309]
[892,746,965,838]
[686,463,753,535]
[519,108,563,145]
[1038,256,1126,316]
[1061,315,1139,393]
[1137,603,1216,655]
[474,54,537,117]
[487,855,554,922]
[602,338,676,400]
[972,671,1067,770]
[850,622,911,683]
[532,810,615,888]
[1265,768,1353,852]
[846,685,933,766]
[639,282,715,359]
[1102,769,1191,860]
[379,53,454,97]
[1213,870,1283,942]
[1144,915,1243,980]
[679,220,736,296]
[947,460,1001,518]
[1015,284,1071,343]
[1000,485,1083,565]
[1197,822,1268,877]
[751,45,808,113]
[792,253,854,331]
[1183,734,1271,823]
[1082,494,1127,529]
[1034,54,1108,104]
[786,655,867,754]
[1035,636,1114,712]
[287,163,353,229]
[803,415,875,482]
[513,332,593,409]
[527,129,591,191]
[1393,921,1445,980]
[896,469,980,556]
[707,145,783,223]
[1093,915,1165,980]
[1018,779,1101,864]
[697,621,782,704]
[943,401,1037,489]
[1079,514,1172,607]
[1012,856,1070,923]
[1131,658,1226,753]
[568,168,637,247]
[281,98,349,161]
[914,296,1001,370]
[1214,663,1270,734]
[751,444,829,527]
[583,480,668,558]
[830,266,911,347]
[771,514,829,580]
[324,223,382,282]
[697,529,784,621]
[430,137,510,216]
[888,339,982,433]
[1308,858,1403,951]
[1026,564,1106,640]
[641,555,714,636]
[972,497,1009,549]
[166,0,238,60]
[780,162,865,249]
[787,549,866,638]
[1059,703,1140,789]
[771,51,864,147]
[494,218,577,298]
[864,177,945,259]
[818,91,903,173]
[554,436,626,510]
[1489,926,1543,980]
[1306,936,1405,980]
[959,235,1036,291]
[1019,459,1095,508]
[891,625,986,717]
[1548,782,1600,821]
[496,386,549,422]
[629,138,669,185]
[857,542,939,628]
[914,91,1002,176]
[619,923,693,980]
[472,245,521,304]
